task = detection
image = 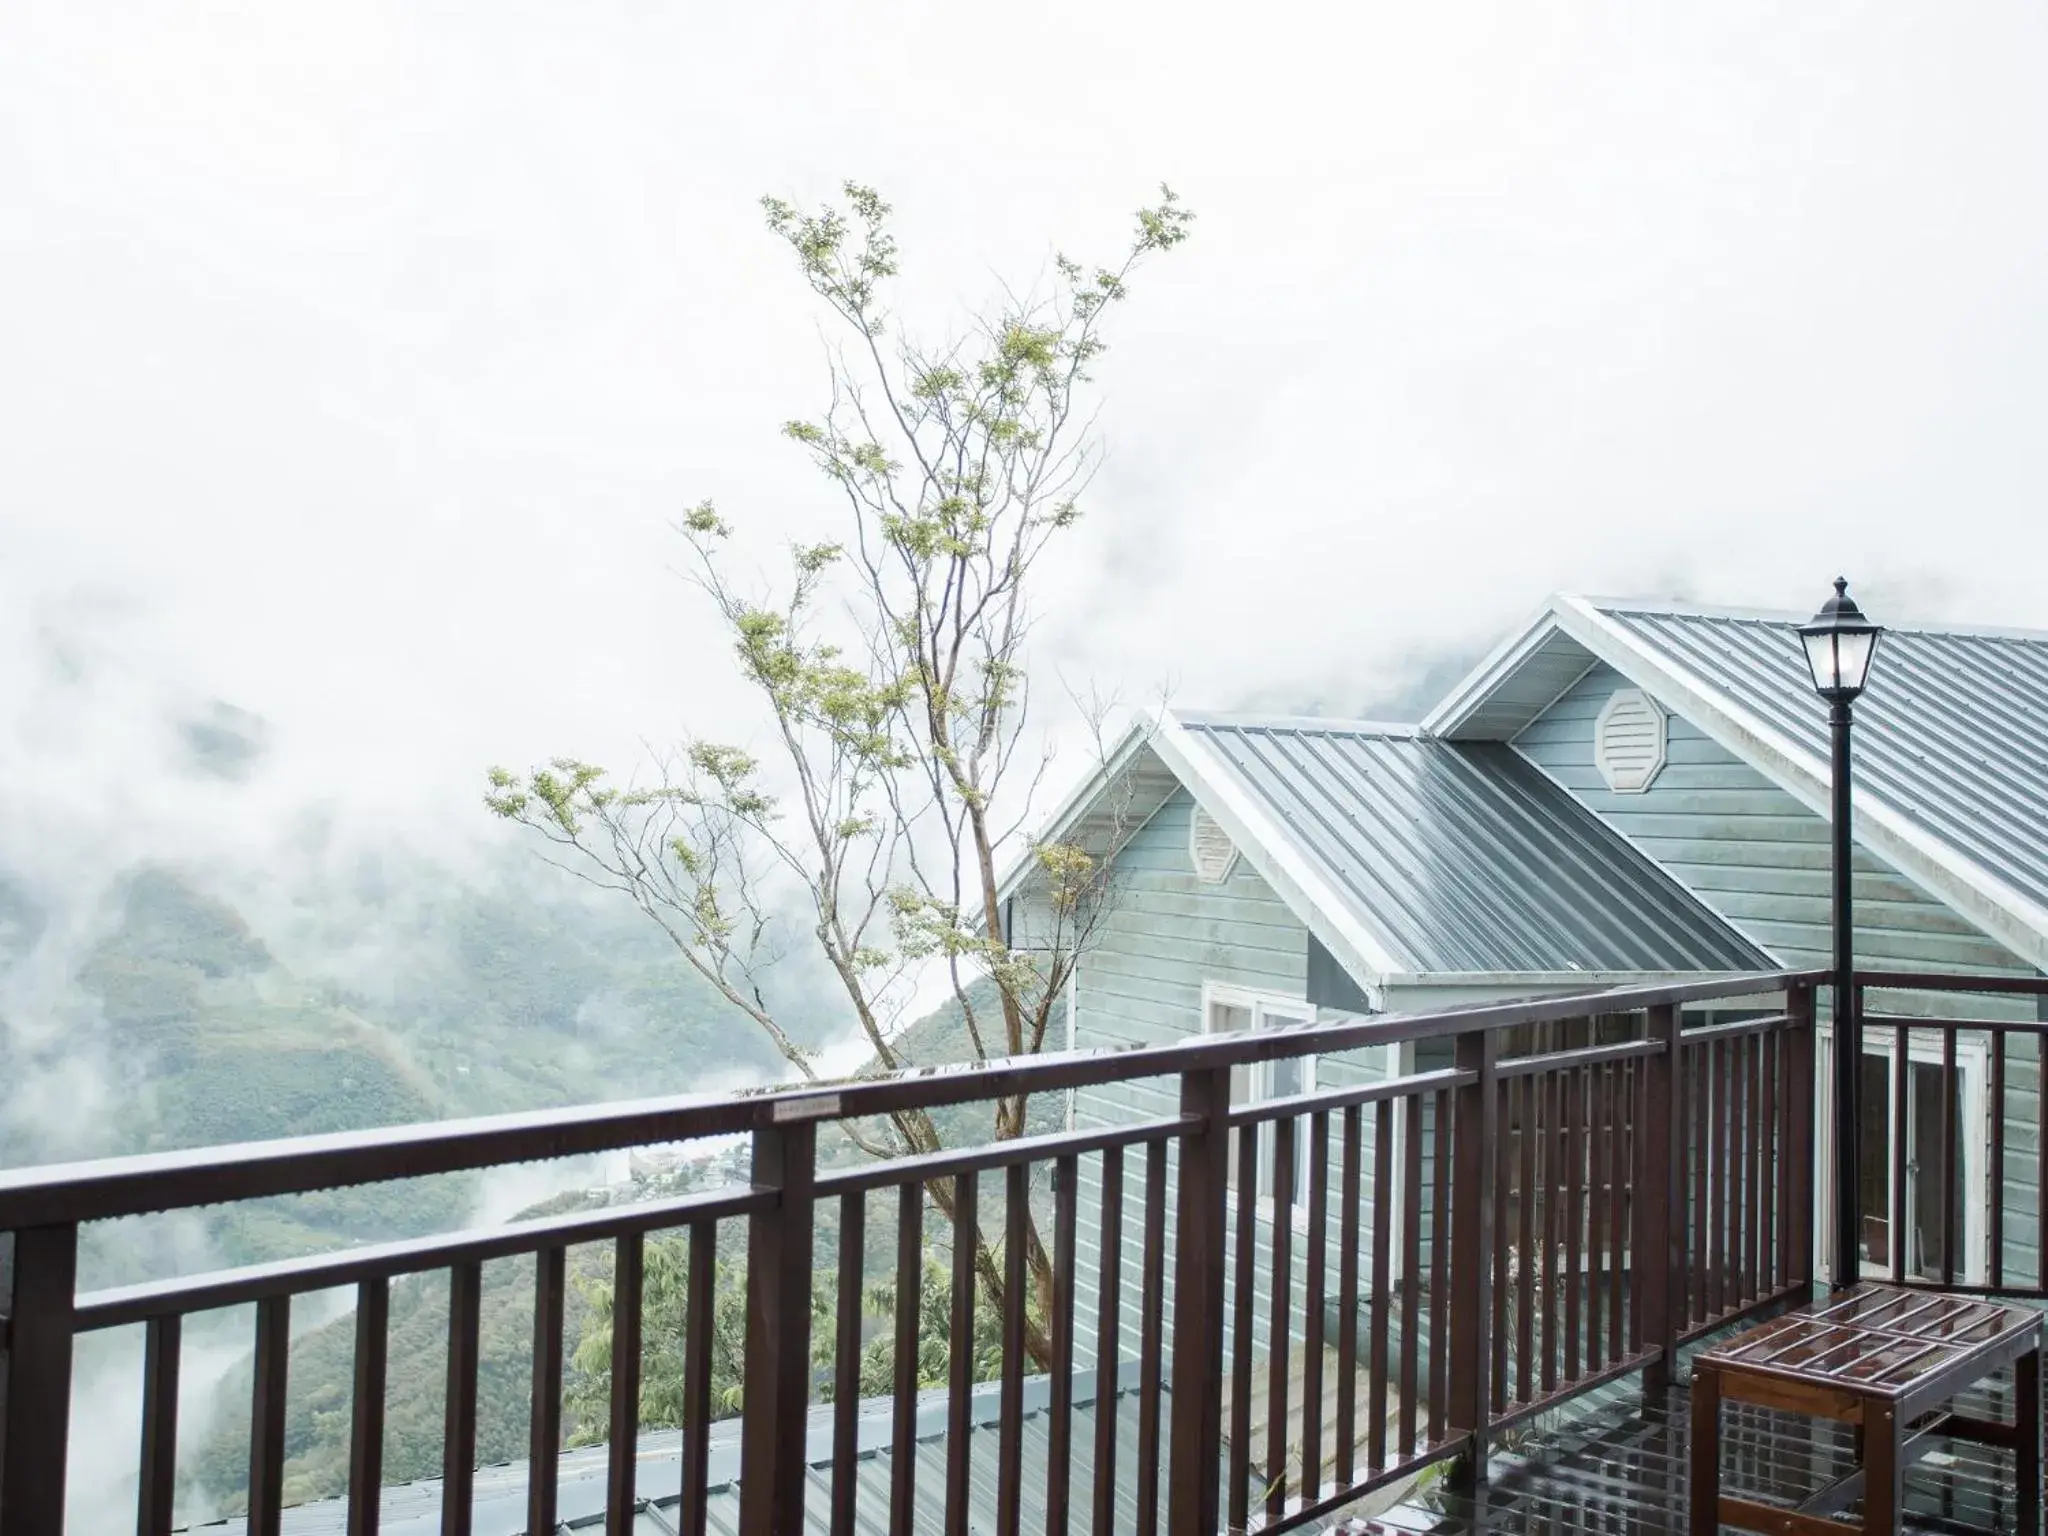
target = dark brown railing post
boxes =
[1639,1005,1684,1396]
[1785,982,1817,1290]
[1167,1065,1232,1536]
[1446,1028,1498,1488]
[738,1113,819,1536]
[0,1224,78,1536]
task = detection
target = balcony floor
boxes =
[1348,1367,2038,1536]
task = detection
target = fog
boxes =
[9,5,2047,832]
[10,1,2044,1067]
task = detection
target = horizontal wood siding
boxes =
[1517,662,2044,1281]
[1515,663,2026,979]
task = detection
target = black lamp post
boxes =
[1799,577,1884,1291]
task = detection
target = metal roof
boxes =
[178,1375,1174,1536]
[1173,715,1771,977]
[1593,602,2048,925]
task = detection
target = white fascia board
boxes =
[1379,979,1790,1014]
[1552,595,2048,974]
[991,718,1158,910]
[1421,598,1575,739]
[1376,967,1764,990]
[1149,712,1401,1002]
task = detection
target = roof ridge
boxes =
[1170,710,1423,737]
[1578,593,2048,645]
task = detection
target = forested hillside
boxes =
[0,855,792,1289]
[189,975,1060,1511]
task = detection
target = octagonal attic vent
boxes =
[1595,688,1668,793]
[1189,804,1238,883]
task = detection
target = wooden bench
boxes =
[1691,1285,2042,1535]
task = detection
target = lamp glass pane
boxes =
[1835,630,1877,694]
[1803,629,1840,693]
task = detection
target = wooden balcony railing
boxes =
[0,970,1823,1536]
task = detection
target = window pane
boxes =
[1909,1060,1963,1281]
[1255,1113,1310,1209]
[1858,1052,1891,1270]
[1271,1056,1305,1099]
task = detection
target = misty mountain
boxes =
[177,698,270,783]
[0,853,795,1287]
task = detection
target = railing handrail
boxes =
[59,1011,1770,1335]
[71,1043,1570,1334]
[1862,1012,2048,1036]
[69,1181,774,1333]
[1854,969,2048,996]
[0,967,1821,1230]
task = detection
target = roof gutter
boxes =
[1376,967,1773,990]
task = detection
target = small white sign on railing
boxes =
[772,1093,842,1124]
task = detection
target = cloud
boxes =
[3,0,2042,1083]
[5,1,2042,1167]
[9,3,2045,845]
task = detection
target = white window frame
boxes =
[1814,1020,1989,1287]
[1203,981,1319,1230]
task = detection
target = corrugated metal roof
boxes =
[1594,604,2048,923]
[179,1377,1183,1536]
[1175,716,1771,977]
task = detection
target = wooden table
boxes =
[1691,1285,2042,1535]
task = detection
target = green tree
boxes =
[489,183,1188,1365]
[852,1255,1007,1396]
[566,1225,1012,1441]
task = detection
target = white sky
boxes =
[5,1,2047,832]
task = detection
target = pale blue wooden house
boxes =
[1432,595,2048,1289]
[999,593,2048,1430]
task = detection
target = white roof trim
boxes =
[1171,711,1422,737]
[1149,712,1403,998]
[1431,592,2048,742]
[1548,595,2048,974]
[1377,967,1766,989]
[991,719,1159,910]
[1420,600,1569,738]
[1583,593,2048,645]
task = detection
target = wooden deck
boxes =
[1338,1362,2039,1535]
